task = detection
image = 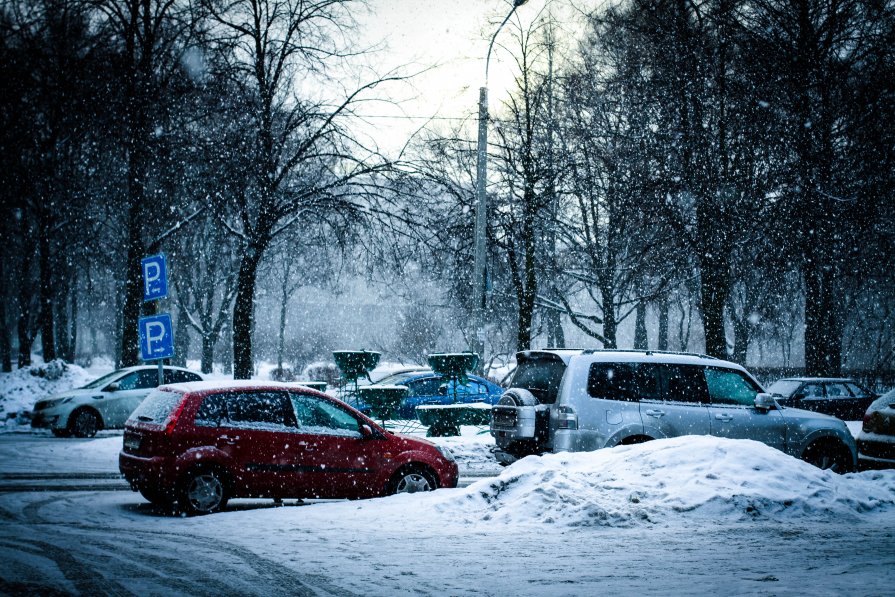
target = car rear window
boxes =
[129,389,185,424]
[510,357,567,404]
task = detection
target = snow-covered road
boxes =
[1,433,894,595]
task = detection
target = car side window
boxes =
[587,363,638,401]
[134,369,161,389]
[448,380,485,395]
[194,393,229,427]
[705,368,761,406]
[165,370,201,384]
[290,393,361,438]
[408,379,443,396]
[825,383,850,399]
[115,372,140,391]
[845,382,868,398]
[802,384,823,398]
[225,392,295,430]
[661,365,710,404]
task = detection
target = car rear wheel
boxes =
[180,469,229,515]
[802,441,853,474]
[68,408,99,438]
[386,466,437,495]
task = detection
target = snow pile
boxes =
[439,436,895,527]
[0,361,96,425]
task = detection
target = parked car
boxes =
[491,350,857,473]
[856,388,895,469]
[31,366,204,438]
[119,381,459,514]
[351,369,504,419]
[765,377,877,421]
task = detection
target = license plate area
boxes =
[124,433,142,452]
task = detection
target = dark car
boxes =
[352,370,504,419]
[765,377,877,421]
[856,389,895,469]
[119,381,459,514]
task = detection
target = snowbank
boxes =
[438,436,895,527]
[0,361,97,425]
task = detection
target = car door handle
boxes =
[297,441,315,451]
[219,435,240,444]
[714,414,734,422]
[644,409,666,418]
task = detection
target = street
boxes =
[2,432,895,595]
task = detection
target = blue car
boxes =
[353,370,505,420]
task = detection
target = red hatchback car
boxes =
[119,381,459,514]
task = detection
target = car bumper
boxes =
[857,437,895,468]
[30,412,63,430]
[119,451,176,491]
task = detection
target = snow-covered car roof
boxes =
[156,379,325,394]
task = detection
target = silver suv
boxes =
[490,350,857,472]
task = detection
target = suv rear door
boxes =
[633,364,712,439]
[704,368,786,450]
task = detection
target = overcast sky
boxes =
[356,0,550,152]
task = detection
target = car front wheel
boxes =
[386,466,437,495]
[68,408,99,438]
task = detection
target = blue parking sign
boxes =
[139,314,174,361]
[141,254,168,302]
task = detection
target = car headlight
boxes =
[434,444,456,462]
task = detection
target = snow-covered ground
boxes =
[2,435,894,594]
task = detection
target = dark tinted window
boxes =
[825,383,850,399]
[165,369,201,384]
[664,365,709,403]
[587,362,709,403]
[845,382,870,398]
[407,378,443,396]
[195,392,295,429]
[194,393,229,426]
[588,363,639,401]
[510,357,567,404]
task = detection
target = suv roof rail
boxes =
[579,348,720,360]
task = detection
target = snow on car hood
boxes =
[433,436,895,527]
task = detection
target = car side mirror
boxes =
[754,393,777,411]
[359,424,374,439]
[104,382,120,392]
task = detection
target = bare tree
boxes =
[202,0,400,378]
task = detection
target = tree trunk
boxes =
[201,334,215,374]
[698,249,730,359]
[233,249,263,379]
[277,291,287,371]
[657,296,669,351]
[68,284,78,362]
[37,211,55,362]
[634,301,648,350]
[0,259,11,372]
[804,265,842,376]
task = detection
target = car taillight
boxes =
[165,397,188,435]
[556,405,578,430]
[863,411,885,434]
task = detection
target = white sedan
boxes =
[30,366,203,437]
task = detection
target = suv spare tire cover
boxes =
[498,388,539,407]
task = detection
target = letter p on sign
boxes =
[141,254,168,302]
[139,314,174,361]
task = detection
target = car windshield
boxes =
[766,380,802,398]
[81,370,126,390]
